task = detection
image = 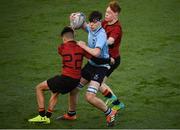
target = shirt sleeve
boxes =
[109,26,121,40]
[95,32,107,49]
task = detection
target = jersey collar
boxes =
[92,26,103,35]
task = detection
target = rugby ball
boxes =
[70,12,86,29]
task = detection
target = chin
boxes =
[105,18,112,22]
[90,27,95,31]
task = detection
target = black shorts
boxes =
[81,62,108,85]
[47,75,79,94]
[106,56,121,77]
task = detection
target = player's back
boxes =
[58,41,85,79]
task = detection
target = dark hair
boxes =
[109,1,121,13]
[61,26,74,37]
[88,11,102,22]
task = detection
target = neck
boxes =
[92,23,101,32]
[108,18,118,25]
[64,38,74,43]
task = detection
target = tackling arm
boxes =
[107,37,115,45]
[77,41,101,57]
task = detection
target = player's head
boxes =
[105,1,121,22]
[61,26,74,41]
[88,11,102,31]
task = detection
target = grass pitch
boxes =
[0,0,180,129]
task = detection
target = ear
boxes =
[115,12,119,17]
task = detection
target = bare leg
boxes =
[85,81,108,112]
[48,92,59,110]
[36,81,49,109]
[99,76,114,95]
[68,88,79,111]
[68,77,89,111]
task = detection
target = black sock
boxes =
[39,110,45,117]
[103,89,113,98]
[45,112,52,118]
[68,111,76,116]
[105,92,112,98]
[45,108,53,118]
[112,99,120,105]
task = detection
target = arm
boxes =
[110,57,115,65]
[107,37,115,45]
[107,27,121,45]
[77,41,101,57]
[70,12,89,33]
[81,22,88,32]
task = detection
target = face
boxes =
[89,21,101,31]
[105,7,116,22]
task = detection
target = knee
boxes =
[85,93,95,103]
[36,82,45,91]
[35,84,41,92]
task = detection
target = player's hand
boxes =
[110,57,115,65]
[77,41,87,49]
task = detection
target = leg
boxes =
[44,92,60,120]
[68,87,79,111]
[56,77,89,120]
[99,77,125,111]
[99,56,121,96]
[99,76,114,95]
[36,81,49,110]
[85,80,117,127]
[28,81,50,123]
[48,92,59,111]
[86,81,108,112]
[68,77,89,112]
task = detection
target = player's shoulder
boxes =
[109,21,122,33]
[114,21,122,29]
[97,28,107,41]
[99,27,107,36]
[67,40,84,50]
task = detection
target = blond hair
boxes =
[109,1,121,13]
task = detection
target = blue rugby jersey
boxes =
[85,25,110,68]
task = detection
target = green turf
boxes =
[0,0,180,129]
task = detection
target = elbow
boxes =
[92,48,101,57]
[93,51,101,57]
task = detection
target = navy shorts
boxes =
[81,62,108,85]
[106,56,121,77]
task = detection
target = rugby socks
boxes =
[103,89,121,105]
[103,89,113,98]
[104,108,112,116]
[38,108,45,117]
[112,99,121,105]
[45,108,53,118]
[77,83,84,90]
[68,111,76,116]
